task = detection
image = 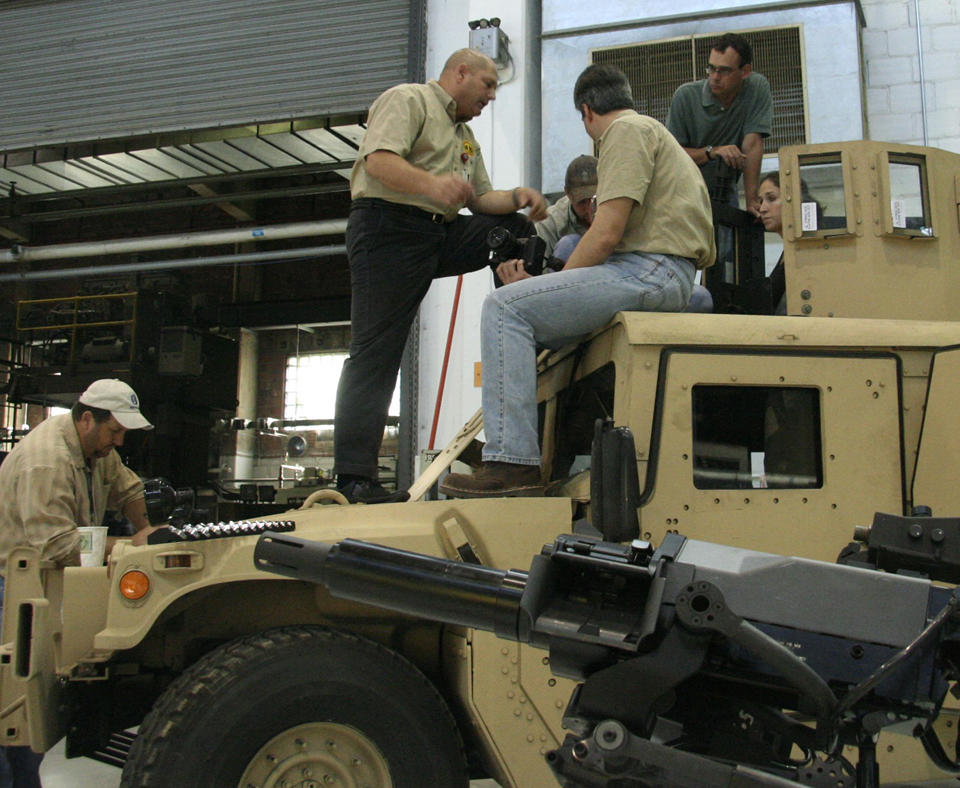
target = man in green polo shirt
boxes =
[333,48,547,504]
[666,32,772,217]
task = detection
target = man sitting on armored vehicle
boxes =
[441,64,715,498]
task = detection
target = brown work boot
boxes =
[440,462,544,499]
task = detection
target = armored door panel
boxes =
[641,350,903,562]
[0,550,64,752]
[912,346,960,515]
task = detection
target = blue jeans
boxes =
[0,577,44,788]
[480,252,694,464]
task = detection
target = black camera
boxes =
[486,227,551,276]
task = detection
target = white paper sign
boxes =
[891,199,906,228]
[801,202,818,231]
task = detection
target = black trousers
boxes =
[333,199,533,480]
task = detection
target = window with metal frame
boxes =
[691,384,822,489]
[885,153,932,237]
[284,353,400,426]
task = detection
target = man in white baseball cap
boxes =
[78,377,154,432]
[0,379,156,564]
[0,378,158,780]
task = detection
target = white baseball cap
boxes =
[78,379,154,431]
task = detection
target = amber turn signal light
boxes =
[119,570,150,600]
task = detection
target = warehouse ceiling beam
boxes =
[0,244,347,283]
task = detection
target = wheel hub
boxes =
[239,721,393,788]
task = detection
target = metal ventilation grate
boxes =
[594,27,806,154]
[594,38,693,124]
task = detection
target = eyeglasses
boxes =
[705,64,738,76]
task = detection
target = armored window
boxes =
[886,154,932,237]
[796,154,847,236]
[691,385,822,489]
[592,26,806,155]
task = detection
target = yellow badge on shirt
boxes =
[462,140,475,158]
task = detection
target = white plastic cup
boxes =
[78,526,108,567]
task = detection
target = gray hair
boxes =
[573,64,633,115]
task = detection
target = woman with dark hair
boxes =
[757,171,783,236]
[756,172,787,313]
[758,171,823,237]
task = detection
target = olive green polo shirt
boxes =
[666,73,773,149]
[596,111,716,270]
[350,80,493,220]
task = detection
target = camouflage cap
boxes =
[564,155,598,203]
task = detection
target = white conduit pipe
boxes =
[0,244,346,283]
[914,0,929,146]
[0,219,348,264]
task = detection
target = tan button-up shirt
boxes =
[350,80,493,220]
[0,413,143,574]
[596,110,716,270]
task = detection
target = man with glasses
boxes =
[666,32,772,217]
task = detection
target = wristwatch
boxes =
[704,145,714,160]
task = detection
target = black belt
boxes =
[351,197,449,224]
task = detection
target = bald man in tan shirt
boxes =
[333,49,547,504]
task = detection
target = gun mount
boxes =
[255,520,960,788]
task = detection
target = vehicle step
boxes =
[89,729,137,768]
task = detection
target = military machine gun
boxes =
[255,512,960,788]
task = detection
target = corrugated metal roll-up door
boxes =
[0,0,423,153]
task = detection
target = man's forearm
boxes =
[365,151,474,211]
[682,146,710,166]
[471,187,547,220]
[365,151,438,196]
[122,496,151,531]
[563,197,632,270]
[562,229,616,270]
[470,189,516,215]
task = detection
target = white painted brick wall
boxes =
[935,78,960,108]
[908,0,958,26]
[862,0,960,153]
[889,82,924,112]
[886,26,920,55]
[865,0,910,29]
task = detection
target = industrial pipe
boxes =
[914,0,929,146]
[1,219,347,264]
[0,244,346,282]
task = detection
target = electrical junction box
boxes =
[469,25,508,68]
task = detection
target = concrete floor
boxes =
[38,736,501,787]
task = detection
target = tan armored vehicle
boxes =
[3,140,960,787]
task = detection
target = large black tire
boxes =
[120,626,468,788]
